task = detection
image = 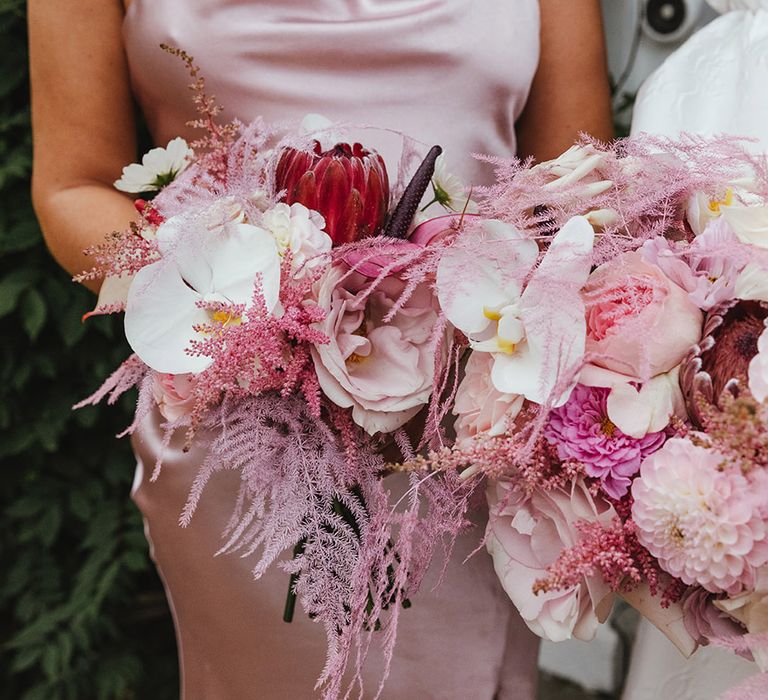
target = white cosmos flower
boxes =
[260,202,331,276]
[437,216,594,406]
[124,206,280,374]
[429,154,479,214]
[114,137,194,193]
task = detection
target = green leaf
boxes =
[67,491,92,521]
[20,288,46,340]
[41,645,58,681]
[38,506,62,547]
[10,646,41,673]
[0,267,33,317]
[0,218,41,253]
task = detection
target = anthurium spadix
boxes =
[437,216,595,406]
[124,210,281,374]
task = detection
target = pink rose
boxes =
[454,352,523,442]
[151,371,195,421]
[583,252,703,380]
[311,263,442,435]
[486,478,615,642]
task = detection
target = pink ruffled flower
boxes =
[151,372,195,421]
[544,385,665,499]
[641,219,743,311]
[310,263,441,435]
[715,566,768,671]
[453,352,523,442]
[486,477,616,642]
[682,588,749,654]
[583,252,703,380]
[632,438,768,594]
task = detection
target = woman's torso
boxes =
[123,0,540,184]
[123,4,542,697]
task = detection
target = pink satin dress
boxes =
[123,2,542,698]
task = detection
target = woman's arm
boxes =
[516,0,614,162]
[29,0,137,291]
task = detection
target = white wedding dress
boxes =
[624,1,768,697]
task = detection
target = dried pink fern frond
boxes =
[172,393,476,700]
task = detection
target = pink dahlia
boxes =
[544,385,665,499]
[632,438,768,594]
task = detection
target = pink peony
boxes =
[583,252,703,380]
[632,438,768,594]
[544,385,665,499]
[453,352,523,442]
[310,263,441,435]
[486,477,616,642]
[151,372,195,421]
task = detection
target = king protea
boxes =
[275,141,389,245]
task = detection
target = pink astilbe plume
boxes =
[72,354,147,409]
[73,223,159,284]
[531,516,679,603]
[182,258,329,440]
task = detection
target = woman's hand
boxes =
[516,0,614,162]
[28,0,137,291]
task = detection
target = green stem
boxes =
[420,195,439,212]
[283,539,306,623]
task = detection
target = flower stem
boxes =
[283,538,306,623]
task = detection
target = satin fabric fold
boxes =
[123,0,539,185]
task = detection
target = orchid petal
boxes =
[437,219,537,336]
[156,217,214,294]
[491,341,549,401]
[736,262,768,302]
[125,262,212,374]
[209,223,281,309]
[606,369,683,438]
[721,205,768,248]
[606,383,655,439]
[492,217,594,405]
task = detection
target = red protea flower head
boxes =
[680,300,768,426]
[275,141,389,245]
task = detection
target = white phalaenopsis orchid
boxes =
[580,363,686,438]
[114,137,194,193]
[124,205,281,374]
[438,216,595,406]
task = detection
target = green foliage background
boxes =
[1,2,178,697]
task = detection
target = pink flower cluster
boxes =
[632,438,768,593]
[545,385,665,499]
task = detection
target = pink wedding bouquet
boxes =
[75,49,478,698]
[413,136,768,692]
[75,47,768,700]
